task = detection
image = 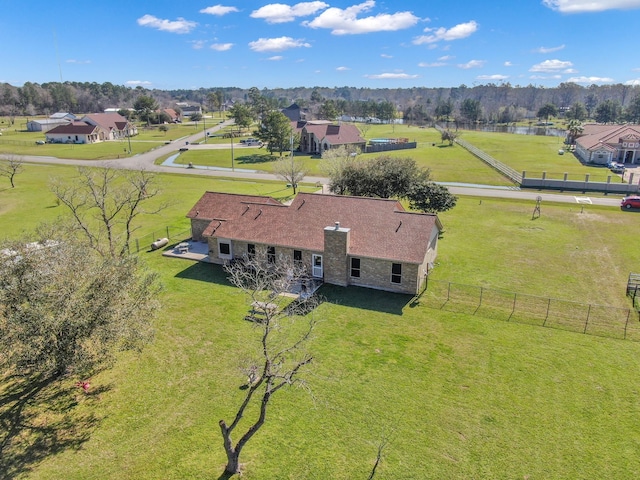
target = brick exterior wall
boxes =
[323,225,350,286]
[191,218,212,242]
[204,225,438,295]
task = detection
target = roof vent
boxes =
[335,222,340,229]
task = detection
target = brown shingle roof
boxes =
[577,124,640,151]
[46,122,100,135]
[82,113,129,131]
[194,192,441,264]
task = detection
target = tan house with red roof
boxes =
[45,121,101,144]
[293,120,366,154]
[81,113,137,140]
[575,124,640,165]
[187,191,442,294]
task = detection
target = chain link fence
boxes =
[420,279,640,341]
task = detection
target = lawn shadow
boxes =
[175,261,230,285]
[0,374,104,480]
[320,284,411,315]
[236,154,274,165]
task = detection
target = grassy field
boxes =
[2,117,618,186]
[1,163,640,479]
[0,116,224,160]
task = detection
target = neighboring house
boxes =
[45,121,101,144]
[575,124,640,165]
[160,108,181,123]
[281,103,307,122]
[81,113,138,140]
[180,105,202,117]
[187,192,442,295]
[293,120,366,154]
[27,118,71,132]
[49,112,77,121]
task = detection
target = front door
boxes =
[312,254,323,278]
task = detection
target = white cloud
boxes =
[249,36,311,52]
[211,43,234,51]
[534,44,565,53]
[504,61,513,67]
[200,5,239,16]
[126,80,153,86]
[364,72,419,79]
[304,0,419,35]
[529,59,574,72]
[542,0,640,12]
[567,75,614,84]
[438,55,454,61]
[66,59,91,64]
[458,59,485,69]
[413,20,478,45]
[477,74,509,81]
[418,62,446,67]
[137,14,197,34]
[381,54,393,59]
[336,66,350,71]
[625,78,640,85]
[251,2,329,23]
[267,56,284,61]
[191,40,206,50]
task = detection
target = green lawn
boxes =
[1,163,640,479]
[457,130,617,182]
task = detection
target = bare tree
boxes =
[273,154,307,195]
[219,250,319,477]
[321,145,359,195]
[50,167,167,258]
[0,154,24,188]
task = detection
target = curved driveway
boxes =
[1,120,625,208]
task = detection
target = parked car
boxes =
[621,196,640,209]
[609,162,625,173]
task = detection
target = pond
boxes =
[446,122,567,137]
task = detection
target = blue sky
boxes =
[2,0,640,90]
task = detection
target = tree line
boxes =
[3,81,640,126]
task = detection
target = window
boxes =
[391,263,402,284]
[293,250,302,262]
[350,258,361,278]
[218,240,232,260]
[247,243,255,258]
[267,246,276,263]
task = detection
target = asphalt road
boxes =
[0,120,627,208]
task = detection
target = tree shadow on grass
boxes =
[319,284,412,315]
[236,154,275,165]
[0,373,104,480]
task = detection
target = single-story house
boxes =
[187,192,442,295]
[293,120,366,154]
[27,118,72,132]
[179,105,202,117]
[575,124,640,165]
[160,108,181,123]
[45,122,101,144]
[80,113,137,140]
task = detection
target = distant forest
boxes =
[3,81,640,125]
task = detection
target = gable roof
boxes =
[81,113,129,131]
[191,192,441,264]
[46,122,100,135]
